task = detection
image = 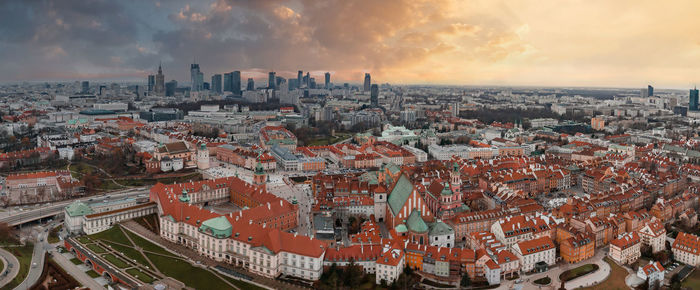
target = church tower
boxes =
[253,160,267,188]
[450,162,462,193]
[197,143,210,170]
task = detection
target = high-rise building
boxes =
[211,74,222,93]
[690,86,699,111]
[232,71,241,96]
[165,80,177,97]
[203,82,210,91]
[147,75,155,92]
[451,102,460,116]
[81,81,89,94]
[276,76,285,89]
[648,85,654,97]
[155,64,165,96]
[268,72,276,89]
[364,73,371,92]
[309,78,316,89]
[325,72,331,89]
[247,78,255,90]
[297,70,303,87]
[370,84,379,107]
[288,78,298,90]
[223,72,232,92]
[305,72,311,88]
[190,63,203,91]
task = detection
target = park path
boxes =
[122,220,304,290]
[52,249,106,290]
[117,225,162,276]
[118,224,242,290]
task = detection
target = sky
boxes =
[1,0,699,88]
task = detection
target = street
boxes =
[507,247,613,290]
[0,187,149,226]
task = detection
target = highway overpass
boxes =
[0,187,150,226]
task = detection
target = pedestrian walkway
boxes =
[520,248,612,289]
[53,249,106,290]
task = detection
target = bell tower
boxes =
[253,160,267,188]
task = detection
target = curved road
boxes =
[15,224,50,289]
[504,247,613,289]
[0,247,19,288]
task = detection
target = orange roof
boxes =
[673,232,700,254]
[6,170,63,180]
[610,232,640,249]
[516,236,555,255]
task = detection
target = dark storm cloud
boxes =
[0,0,498,83]
[0,0,153,81]
[151,0,476,82]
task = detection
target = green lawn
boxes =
[87,243,106,254]
[534,276,551,285]
[70,258,82,265]
[308,134,351,146]
[76,236,92,244]
[69,163,95,179]
[88,225,131,246]
[581,257,628,290]
[221,274,267,290]
[86,270,101,278]
[48,225,62,244]
[682,268,700,289]
[102,240,150,269]
[124,230,175,257]
[145,253,233,289]
[126,268,155,284]
[1,243,34,290]
[102,253,129,269]
[560,263,599,282]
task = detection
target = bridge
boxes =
[0,187,150,226]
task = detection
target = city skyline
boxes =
[2,0,700,88]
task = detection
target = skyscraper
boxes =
[276,76,285,88]
[232,71,241,96]
[81,81,89,94]
[297,70,303,87]
[690,86,699,111]
[190,63,203,91]
[288,78,298,90]
[147,75,155,93]
[165,80,177,97]
[370,84,379,107]
[648,85,654,97]
[223,72,232,92]
[247,78,255,90]
[211,74,222,93]
[155,64,165,96]
[325,72,331,89]
[364,73,371,92]
[303,73,309,88]
[268,72,276,89]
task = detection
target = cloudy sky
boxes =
[1,0,699,88]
